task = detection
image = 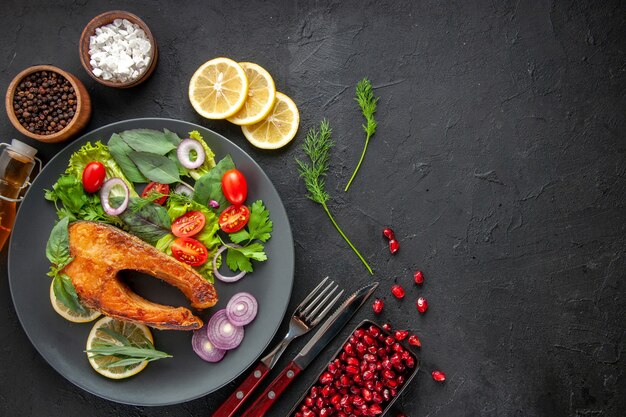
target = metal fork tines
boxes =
[261,277,343,369]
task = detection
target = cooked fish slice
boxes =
[62,221,218,330]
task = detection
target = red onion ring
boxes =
[226,292,258,326]
[213,245,247,282]
[99,177,129,216]
[192,325,227,362]
[206,309,244,350]
[177,139,206,169]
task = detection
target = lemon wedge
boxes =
[49,280,100,323]
[227,62,277,125]
[241,92,299,149]
[189,57,249,119]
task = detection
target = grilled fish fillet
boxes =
[62,221,218,330]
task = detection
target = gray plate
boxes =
[7,118,294,406]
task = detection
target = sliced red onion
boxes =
[174,183,194,197]
[192,326,227,362]
[226,292,258,326]
[209,199,220,209]
[206,309,244,350]
[100,177,129,216]
[177,139,206,169]
[213,245,247,282]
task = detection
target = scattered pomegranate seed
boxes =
[394,330,409,341]
[391,285,405,299]
[382,227,395,240]
[389,239,399,254]
[416,297,428,313]
[408,334,421,347]
[372,298,384,314]
[431,370,446,382]
[413,270,424,285]
[382,323,392,332]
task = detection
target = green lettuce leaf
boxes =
[187,130,216,180]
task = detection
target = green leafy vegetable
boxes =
[296,119,373,274]
[64,141,138,197]
[344,78,379,192]
[118,197,172,245]
[129,152,181,184]
[163,129,182,146]
[229,200,273,244]
[118,129,177,155]
[108,133,148,183]
[46,216,72,267]
[193,155,235,207]
[53,274,86,314]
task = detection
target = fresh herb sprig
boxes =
[85,327,172,369]
[344,78,379,192]
[296,120,373,274]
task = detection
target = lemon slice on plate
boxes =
[227,62,276,125]
[86,317,153,379]
[189,57,249,119]
[49,280,100,323]
[241,92,299,149]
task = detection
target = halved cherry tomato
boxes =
[221,169,248,206]
[172,211,206,237]
[142,182,170,205]
[82,162,106,193]
[171,237,208,266]
[219,205,250,233]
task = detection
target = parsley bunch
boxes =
[296,120,373,275]
[224,200,273,272]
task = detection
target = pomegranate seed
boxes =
[389,239,399,254]
[345,343,355,356]
[295,412,303,417]
[304,396,314,407]
[416,296,428,313]
[386,378,398,388]
[363,334,374,345]
[397,375,405,385]
[432,370,446,382]
[316,396,324,408]
[368,325,381,337]
[394,363,406,372]
[347,357,359,366]
[340,375,350,386]
[303,409,315,417]
[320,408,330,417]
[350,385,361,395]
[310,386,318,398]
[354,329,365,338]
[391,285,405,299]
[362,388,372,401]
[353,374,362,384]
[372,298,384,314]
[382,323,392,332]
[346,365,359,374]
[414,270,424,285]
[369,404,383,415]
[362,370,374,380]
[352,395,365,407]
[320,372,333,384]
[328,362,338,374]
[321,385,332,397]
[363,353,376,363]
[408,334,421,347]
[392,342,404,352]
[382,227,395,240]
[405,356,416,368]
[383,369,396,380]
[394,330,409,341]
[330,394,341,406]
[356,342,366,355]
[382,388,391,401]
[367,345,378,354]
[372,392,383,403]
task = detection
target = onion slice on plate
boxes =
[206,309,244,350]
[226,293,258,326]
[192,326,227,362]
[100,177,129,216]
[213,245,247,282]
[177,139,206,169]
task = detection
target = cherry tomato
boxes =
[171,211,206,237]
[142,182,170,205]
[218,205,250,233]
[82,162,106,193]
[221,169,248,206]
[171,237,208,266]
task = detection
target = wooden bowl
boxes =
[5,65,92,143]
[79,10,158,88]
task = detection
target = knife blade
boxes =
[239,281,379,417]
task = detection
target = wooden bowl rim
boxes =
[5,64,89,142]
[79,10,157,88]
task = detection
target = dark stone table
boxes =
[1,1,624,416]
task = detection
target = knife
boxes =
[239,281,379,417]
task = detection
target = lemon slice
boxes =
[86,317,153,379]
[189,57,249,119]
[227,62,277,125]
[49,280,100,323]
[241,92,300,149]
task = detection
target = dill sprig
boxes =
[296,119,373,275]
[344,78,379,192]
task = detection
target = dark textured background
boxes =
[1,1,625,416]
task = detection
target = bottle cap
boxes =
[9,139,37,159]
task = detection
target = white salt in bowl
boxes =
[79,10,158,88]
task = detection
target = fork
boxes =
[212,277,343,417]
